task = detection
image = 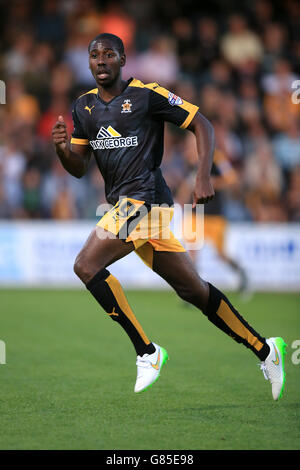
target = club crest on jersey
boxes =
[168,92,183,106]
[121,99,132,113]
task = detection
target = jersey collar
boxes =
[96,78,134,105]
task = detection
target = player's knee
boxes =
[73,255,86,281]
[73,253,103,284]
[176,285,196,304]
[176,282,208,310]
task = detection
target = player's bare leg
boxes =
[74,227,168,393]
[74,227,134,284]
[152,250,269,359]
[152,249,287,400]
[73,227,155,357]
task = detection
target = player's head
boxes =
[88,33,126,87]
[88,33,125,55]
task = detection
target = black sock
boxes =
[203,283,270,361]
[86,268,155,356]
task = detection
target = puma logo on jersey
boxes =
[84,105,95,114]
[90,126,138,150]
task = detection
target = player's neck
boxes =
[97,78,128,103]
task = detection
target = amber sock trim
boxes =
[204,283,269,360]
[86,268,154,356]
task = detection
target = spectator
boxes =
[243,143,287,223]
[213,118,243,167]
[22,167,43,218]
[244,142,284,201]
[3,31,34,77]
[2,0,34,46]
[51,187,77,219]
[261,57,298,96]
[172,17,199,81]
[261,22,289,73]
[252,0,274,34]
[137,35,179,87]
[262,60,300,132]
[0,183,11,218]
[220,14,264,72]
[6,77,40,127]
[99,1,136,52]
[0,0,299,223]
[37,95,73,142]
[34,0,66,47]
[0,135,26,214]
[198,84,222,120]
[286,165,300,221]
[196,17,220,68]
[241,116,270,156]
[203,59,233,92]
[215,92,240,132]
[48,62,74,101]
[22,43,55,109]
[41,159,88,218]
[66,0,101,42]
[64,12,99,90]
[272,117,300,172]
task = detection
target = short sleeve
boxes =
[70,102,89,145]
[148,84,199,129]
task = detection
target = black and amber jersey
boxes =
[71,77,199,206]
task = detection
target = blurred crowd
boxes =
[0,0,300,222]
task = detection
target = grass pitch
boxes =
[0,288,299,450]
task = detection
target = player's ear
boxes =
[120,53,126,68]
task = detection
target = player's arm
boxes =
[52,115,91,178]
[187,112,215,207]
[146,84,215,205]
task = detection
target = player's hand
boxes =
[192,175,215,207]
[52,115,68,151]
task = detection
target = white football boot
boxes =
[134,343,169,393]
[260,337,287,401]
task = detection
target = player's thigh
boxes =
[74,227,135,282]
[152,250,209,308]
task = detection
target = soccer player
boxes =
[52,33,286,400]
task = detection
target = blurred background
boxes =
[0,0,299,290]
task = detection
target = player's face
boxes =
[89,40,126,87]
